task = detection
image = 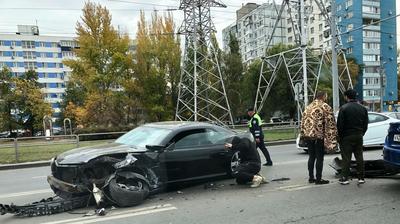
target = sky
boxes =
[0,0,399,47]
[0,0,267,45]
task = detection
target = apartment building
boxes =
[222,2,287,64]
[0,25,78,118]
[337,0,397,110]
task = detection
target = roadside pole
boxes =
[331,0,340,113]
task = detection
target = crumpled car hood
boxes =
[56,142,146,165]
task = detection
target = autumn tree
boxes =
[135,11,181,121]
[63,2,134,127]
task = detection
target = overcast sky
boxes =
[0,0,399,47]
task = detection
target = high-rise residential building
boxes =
[337,0,397,110]
[222,2,287,63]
[286,0,332,49]
[0,25,78,120]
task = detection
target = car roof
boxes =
[143,121,220,130]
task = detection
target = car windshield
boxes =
[115,126,172,148]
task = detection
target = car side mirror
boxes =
[145,145,165,153]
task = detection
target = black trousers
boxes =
[340,134,364,179]
[307,139,325,180]
[235,162,261,184]
[257,139,272,163]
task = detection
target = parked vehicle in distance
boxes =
[270,117,282,123]
[383,122,400,169]
[48,121,250,207]
[296,112,400,152]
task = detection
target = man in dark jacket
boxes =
[337,89,368,185]
[247,108,273,166]
[225,136,267,188]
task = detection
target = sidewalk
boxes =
[0,139,296,170]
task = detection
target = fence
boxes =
[0,125,299,164]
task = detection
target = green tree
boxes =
[223,33,244,119]
[63,2,134,127]
[135,11,181,121]
[0,69,52,134]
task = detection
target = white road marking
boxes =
[0,189,52,199]
[32,175,47,179]
[273,159,308,166]
[41,204,177,224]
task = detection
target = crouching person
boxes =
[225,136,267,188]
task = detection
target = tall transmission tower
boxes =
[175,0,234,126]
[254,0,353,114]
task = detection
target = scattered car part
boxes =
[92,183,104,207]
[330,157,399,177]
[0,196,89,217]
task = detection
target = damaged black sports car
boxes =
[48,121,246,207]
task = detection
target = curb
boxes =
[0,160,50,171]
[0,140,296,170]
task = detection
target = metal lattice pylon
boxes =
[255,0,353,113]
[175,0,234,126]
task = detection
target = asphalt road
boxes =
[1,144,400,224]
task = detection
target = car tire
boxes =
[227,151,240,177]
[108,174,149,207]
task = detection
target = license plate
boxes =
[394,135,400,142]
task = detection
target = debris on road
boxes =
[329,157,399,177]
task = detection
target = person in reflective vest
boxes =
[247,108,273,166]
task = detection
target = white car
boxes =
[296,112,400,152]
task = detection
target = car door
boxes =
[163,128,229,183]
[363,113,390,146]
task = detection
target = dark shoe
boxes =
[315,179,329,185]
[308,178,316,183]
[339,177,349,185]
[263,161,273,166]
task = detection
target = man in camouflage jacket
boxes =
[301,91,337,185]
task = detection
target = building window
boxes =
[363,30,380,38]
[310,27,314,34]
[347,35,353,42]
[319,24,323,31]
[347,12,353,19]
[363,54,380,62]
[347,24,353,31]
[319,34,323,41]
[24,62,36,70]
[347,47,353,54]
[363,42,380,49]
[364,66,379,73]
[345,0,353,8]
[23,51,36,59]
[21,41,35,49]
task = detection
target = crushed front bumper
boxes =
[47,175,88,193]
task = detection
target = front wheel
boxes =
[227,151,240,177]
[108,173,149,207]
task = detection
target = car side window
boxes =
[368,114,388,124]
[173,129,212,149]
[206,128,231,145]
